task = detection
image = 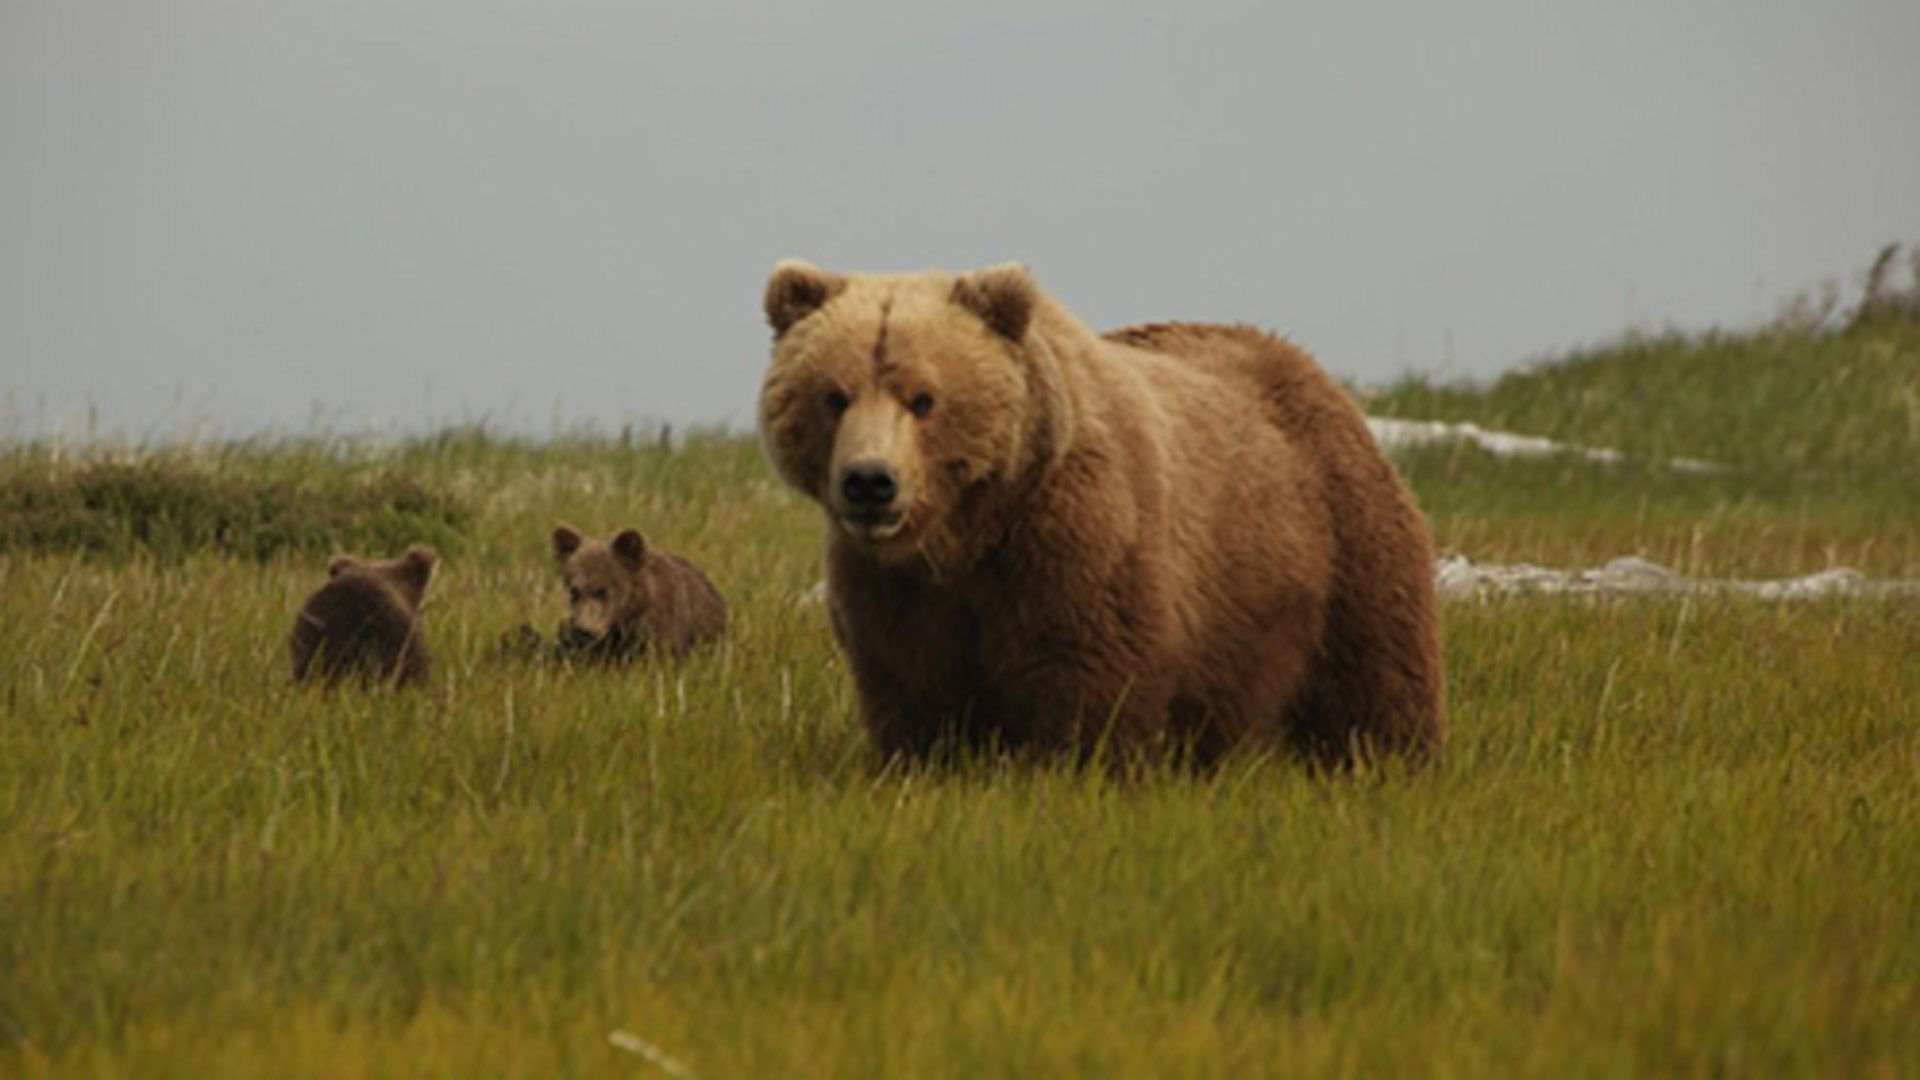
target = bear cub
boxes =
[551,524,728,662]
[290,545,436,689]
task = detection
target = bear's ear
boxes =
[395,545,437,592]
[765,259,846,336]
[551,524,584,561]
[952,262,1037,342]
[327,555,360,579]
[610,528,647,568]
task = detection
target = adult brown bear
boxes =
[758,261,1443,768]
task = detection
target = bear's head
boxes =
[551,524,649,652]
[328,545,437,610]
[758,260,1064,568]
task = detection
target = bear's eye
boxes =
[824,389,850,416]
[567,586,583,603]
[593,588,611,602]
[909,392,935,418]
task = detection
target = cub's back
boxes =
[290,574,427,687]
[643,552,729,655]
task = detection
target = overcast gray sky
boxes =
[4,1,1917,440]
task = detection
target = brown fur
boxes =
[289,546,435,689]
[551,524,728,662]
[758,260,1444,768]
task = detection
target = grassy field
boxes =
[2,313,1917,1076]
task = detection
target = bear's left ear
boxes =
[611,528,647,568]
[952,262,1037,342]
[327,555,360,579]
[765,259,847,337]
[395,545,438,592]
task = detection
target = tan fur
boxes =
[551,524,728,662]
[289,546,435,689]
[758,261,1444,768]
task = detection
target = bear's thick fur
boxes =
[290,546,436,688]
[758,260,1443,767]
[551,524,728,662]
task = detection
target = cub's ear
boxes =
[952,262,1037,342]
[327,555,361,579]
[551,524,584,561]
[395,545,438,591]
[610,528,647,568]
[765,259,847,336]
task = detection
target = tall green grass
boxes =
[3,549,1915,1076]
[2,314,1917,1076]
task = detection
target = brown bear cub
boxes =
[758,260,1444,769]
[551,524,728,662]
[290,546,436,689]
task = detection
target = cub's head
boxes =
[551,524,648,652]
[757,260,1045,565]
[328,545,437,611]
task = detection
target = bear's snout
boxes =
[557,619,600,649]
[839,460,900,516]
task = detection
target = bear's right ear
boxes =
[765,259,846,337]
[552,524,584,561]
[327,555,360,579]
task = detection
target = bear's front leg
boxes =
[827,556,992,765]
[997,650,1175,766]
[840,648,991,764]
[971,519,1182,765]
[972,573,1177,766]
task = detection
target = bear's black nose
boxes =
[840,462,899,510]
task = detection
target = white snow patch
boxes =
[1365,417,1727,474]
[1434,555,1920,601]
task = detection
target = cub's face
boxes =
[758,261,1036,565]
[551,526,648,650]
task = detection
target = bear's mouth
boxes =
[556,620,644,659]
[839,507,906,542]
[556,621,608,650]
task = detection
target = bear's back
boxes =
[642,552,729,657]
[1102,322,1377,468]
[1103,320,1445,762]
[290,573,428,687]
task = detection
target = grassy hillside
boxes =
[2,311,1917,1076]
[1370,319,1920,481]
[1366,316,1920,577]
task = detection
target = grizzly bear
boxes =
[550,524,728,662]
[289,545,436,689]
[758,260,1444,768]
